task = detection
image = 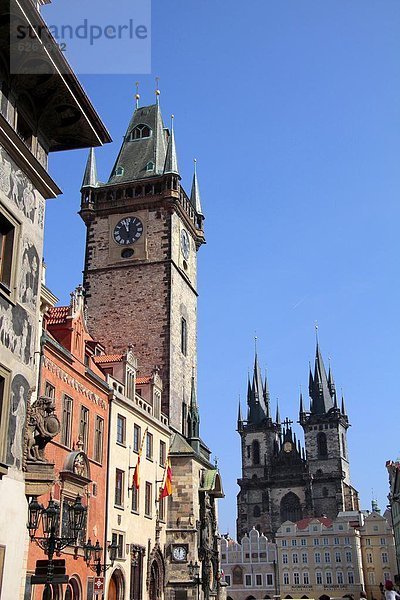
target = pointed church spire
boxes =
[309,341,334,415]
[237,398,243,431]
[247,348,268,425]
[190,159,203,216]
[164,115,179,176]
[275,401,281,426]
[299,391,305,422]
[263,370,271,418]
[188,367,200,439]
[81,148,98,189]
[341,393,347,416]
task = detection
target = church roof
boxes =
[107,103,168,184]
[247,352,270,425]
[309,343,335,415]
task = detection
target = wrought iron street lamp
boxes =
[83,539,118,576]
[189,560,201,600]
[27,495,87,595]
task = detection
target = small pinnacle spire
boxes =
[164,115,179,176]
[135,81,140,109]
[190,158,203,216]
[341,392,347,416]
[188,367,199,439]
[275,400,281,425]
[81,148,98,189]
[237,397,243,428]
[299,391,304,415]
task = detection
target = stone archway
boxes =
[108,569,125,600]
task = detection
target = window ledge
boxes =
[114,504,124,511]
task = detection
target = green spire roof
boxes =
[108,103,167,184]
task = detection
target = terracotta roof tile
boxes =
[47,306,70,325]
[93,354,124,364]
[296,516,333,530]
[136,376,151,384]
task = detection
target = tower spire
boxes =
[81,148,98,189]
[164,115,179,176]
[190,159,203,216]
[188,367,200,439]
[275,400,281,426]
[155,76,160,105]
[309,340,334,415]
[237,397,243,431]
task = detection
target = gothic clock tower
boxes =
[80,95,205,432]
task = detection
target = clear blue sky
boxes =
[44,0,400,535]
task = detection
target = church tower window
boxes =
[280,492,302,523]
[253,505,261,518]
[115,166,124,176]
[252,440,260,465]
[341,433,346,458]
[146,161,155,172]
[181,318,187,356]
[317,432,328,458]
[130,124,152,140]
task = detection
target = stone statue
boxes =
[25,396,60,463]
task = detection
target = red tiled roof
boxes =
[93,354,124,364]
[296,516,333,530]
[136,376,151,384]
[47,306,70,325]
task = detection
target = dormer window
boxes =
[115,166,124,176]
[146,161,154,172]
[130,124,151,140]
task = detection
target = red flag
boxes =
[160,459,172,499]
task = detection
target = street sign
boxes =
[31,559,69,584]
[94,577,104,592]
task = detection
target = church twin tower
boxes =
[236,343,360,540]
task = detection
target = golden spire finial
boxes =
[155,76,160,104]
[315,321,319,344]
[135,81,140,108]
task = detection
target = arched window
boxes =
[280,492,302,523]
[253,505,261,518]
[130,124,151,140]
[342,433,346,458]
[146,161,155,172]
[317,432,328,458]
[252,440,260,465]
[232,565,243,585]
[115,166,124,176]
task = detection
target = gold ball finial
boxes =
[135,93,140,100]
[155,89,161,96]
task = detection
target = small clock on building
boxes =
[180,229,190,260]
[113,216,143,245]
[171,545,188,562]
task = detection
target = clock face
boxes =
[172,545,187,562]
[180,229,190,260]
[283,441,292,453]
[113,217,143,245]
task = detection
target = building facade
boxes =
[25,287,110,599]
[386,460,400,581]
[0,1,110,596]
[358,510,397,599]
[220,528,278,600]
[237,343,359,540]
[92,350,171,600]
[276,516,365,600]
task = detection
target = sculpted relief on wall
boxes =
[0,144,44,228]
[0,296,35,368]
[19,238,39,311]
[7,373,29,470]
